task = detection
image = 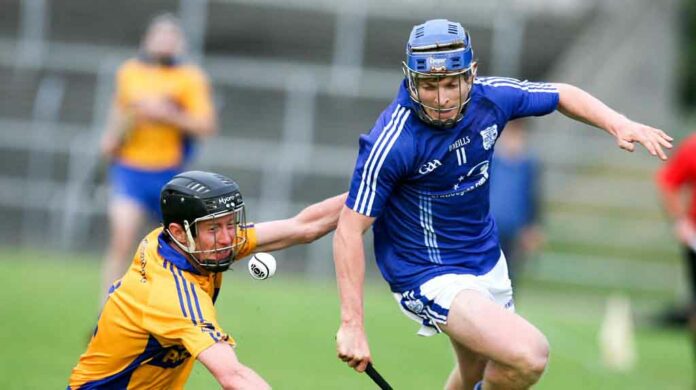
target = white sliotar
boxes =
[248,253,277,280]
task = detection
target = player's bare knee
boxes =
[518,337,549,382]
[526,349,549,381]
[503,335,548,384]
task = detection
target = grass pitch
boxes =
[0,248,691,389]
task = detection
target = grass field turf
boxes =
[0,248,692,389]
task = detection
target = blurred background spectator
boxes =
[490,119,544,287]
[655,133,696,354]
[98,14,217,302]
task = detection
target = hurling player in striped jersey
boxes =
[69,171,346,389]
[333,19,672,390]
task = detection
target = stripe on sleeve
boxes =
[475,77,557,93]
[188,285,221,342]
[189,281,205,325]
[354,105,404,213]
[365,110,411,215]
[354,106,411,215]
[177,269,198,325]
[167,262,188,319]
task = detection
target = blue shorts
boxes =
[109,163,181,221]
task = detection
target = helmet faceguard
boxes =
[173,207,247,273]
[402,19,476,128]
[161,171,247,273]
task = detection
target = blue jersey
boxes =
[346,77,559,292]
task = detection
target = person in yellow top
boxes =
[68,170,347,389]
[99,14,218,304]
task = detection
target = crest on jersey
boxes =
[480,124,498,150]
[404,299,424,314]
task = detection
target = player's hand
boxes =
[133,98,179,123]
[336,323,372,372]
[613,120,673,160]
[100,132,121,160]
[675,218,696,246]
[519,225,544,254]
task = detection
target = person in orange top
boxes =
[99,14,217,303]
[656,133,696,349]
[68,171,347,389]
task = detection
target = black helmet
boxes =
[160,171,247,272]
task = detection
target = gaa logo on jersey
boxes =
[418,159,442,175]
[480,124,498,150]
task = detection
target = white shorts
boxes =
[393,252,514,336]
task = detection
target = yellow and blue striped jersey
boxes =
[115,59,214,170]
[68,226,257,389]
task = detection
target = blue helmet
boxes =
[402,19,476,128]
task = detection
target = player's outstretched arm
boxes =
[553,83,673,160]
[198,342,270,390]
[334,206,375,372]
[253,193,348,252]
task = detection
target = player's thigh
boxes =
[440,289,547,368]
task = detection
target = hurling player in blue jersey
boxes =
[333,19,672,390]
